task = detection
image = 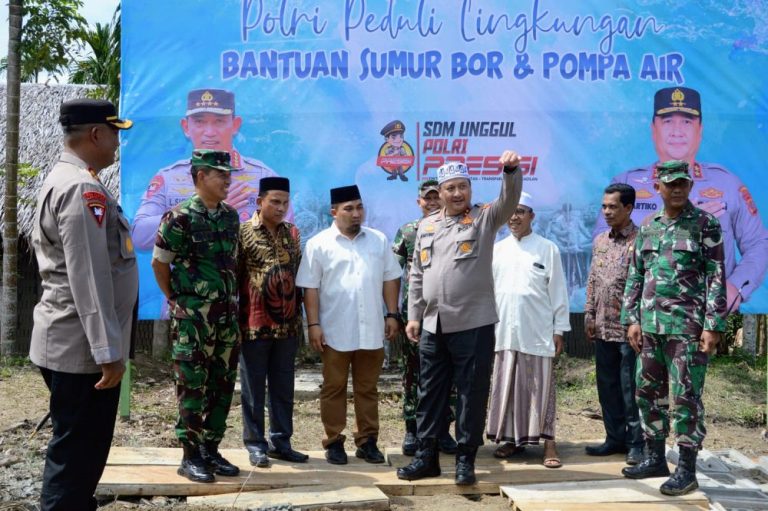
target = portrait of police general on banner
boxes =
[119,0,768,318]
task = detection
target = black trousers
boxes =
[239,337,298,452]
[39,367,120,511]
[416,320,495,447]
[594,340,644,449]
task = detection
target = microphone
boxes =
[725,280,749,316]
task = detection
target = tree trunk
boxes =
[2,0,23,357]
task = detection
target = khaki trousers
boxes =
[320,346,385,448]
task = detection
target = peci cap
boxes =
[380,120,405,137]
[518,191,534,210]
[654,87,701,118]
[186,89,235,116]
[260,176,290,193]
[59,99,133,129]
[190,149,232,172]
[330,185,361,205]
[656,160,692,183]
[437,162,470,185]
[419,179,439,198]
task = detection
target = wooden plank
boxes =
[516,504,706,511]
[386,440,627,469]
[107,447,389,470]
[188,485,389,510]
[101,447,630,498]
[501,478,708,510]
[97,464,386,497]
[378,461,628,496]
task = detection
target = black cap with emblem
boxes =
[654,87,701,119]
[59,99,133,129]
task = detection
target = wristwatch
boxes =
[385,312,401,321]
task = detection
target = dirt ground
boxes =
[1,353,766,510]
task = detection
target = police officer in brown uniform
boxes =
[30,99,137,511]
[397,151,522,485]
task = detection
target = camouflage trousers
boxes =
[171,316,240,446]
[636,333,709,448]
[398,332,456,424]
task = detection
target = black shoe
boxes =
[585,442,628,456]
[438,432,458,455]
[178,444,215,483]
[397,439,440,481]
[268,447,309,463]
[399,172,408,181]
[622,439,670,479]
[454,444,477,486]
[626,446,644,466]
[660,446,699,496]
[325,440,348,465]
[387,174,397,180]
[248,448,270,468]
[200,442,240,477]
[356,438,385,464]
[402,420,418,456]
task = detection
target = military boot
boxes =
[396,439,440,480]
[178,443,215,483]
[622,439,670,479]
[200,441,240,477]
[660,446,699,496]
[455,444,478,486]
[402,419,418,456]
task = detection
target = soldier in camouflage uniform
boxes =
[620,160,727,496]
[392,180,457,456]
[152,149,241,483]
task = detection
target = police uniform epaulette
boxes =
[698,162,731,174]
[158,158,193,173]
[240,155,270,169]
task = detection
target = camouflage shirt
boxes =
[155,194,239,323]
[392,219,419,320]
[621,201,727,335]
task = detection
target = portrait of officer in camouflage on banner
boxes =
[132,88,283,250]
[594,86,768,310]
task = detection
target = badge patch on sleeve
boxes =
[83,191,108,227]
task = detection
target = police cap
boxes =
[59,99,133,129]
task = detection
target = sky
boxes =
[0,0,120,82]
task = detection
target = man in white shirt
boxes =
[296,185,402,465]
[486,192,570,469]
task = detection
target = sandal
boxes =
[543,457,562,469]
[493,442,525,459]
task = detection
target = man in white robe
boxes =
[487,192,570,468]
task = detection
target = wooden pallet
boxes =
[97,441,632,504]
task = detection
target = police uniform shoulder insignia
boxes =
[481,203,491,210]
[739,185,759,216]
[145,175,165,198]
[83,191,108,227]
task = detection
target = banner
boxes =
[122,0,768,318]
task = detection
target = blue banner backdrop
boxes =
[121,0,768,318]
